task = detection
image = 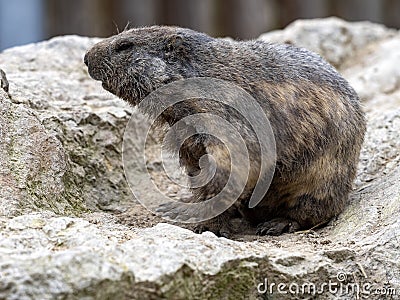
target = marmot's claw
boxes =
[256,218,300,236]
[194,225,208,234]
[193,223,231,238]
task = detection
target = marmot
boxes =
[84,26,366,237]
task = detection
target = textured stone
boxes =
[259,17,396,69]
[0,36,143,213]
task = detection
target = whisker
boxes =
[112,20,120,34]
[103,60,114,75]
[124,21,131,32]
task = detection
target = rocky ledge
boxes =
[0,17,399,299]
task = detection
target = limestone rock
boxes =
[0,36,145,213]
[259,17,396,69]
[0,90,84,216]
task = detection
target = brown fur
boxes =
[84,26,366,236]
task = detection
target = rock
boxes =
[259,17,397,69]
[0,19,399,299]
[0,36,146,213]
[0,90,84,216]
[342,38,400,114]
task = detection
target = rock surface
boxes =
[0,18,399,299]
[0,36,137,214]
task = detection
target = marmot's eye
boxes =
[115,40,134,52]
[165,35,184,53]
[165,44,174,53]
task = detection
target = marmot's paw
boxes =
[256,218,300,236]
[193,223,231,238]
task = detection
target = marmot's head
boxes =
[84,26,212,106]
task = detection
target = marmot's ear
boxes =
[166,34,184,53]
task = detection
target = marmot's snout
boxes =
[84,40,114,83]
[83,52,89,66]
[84,49,103,82]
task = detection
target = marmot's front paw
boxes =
[193,220,232,238]
[256,218,300,236]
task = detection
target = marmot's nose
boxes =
[84,52,89,66]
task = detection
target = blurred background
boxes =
[0,0,399,51]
